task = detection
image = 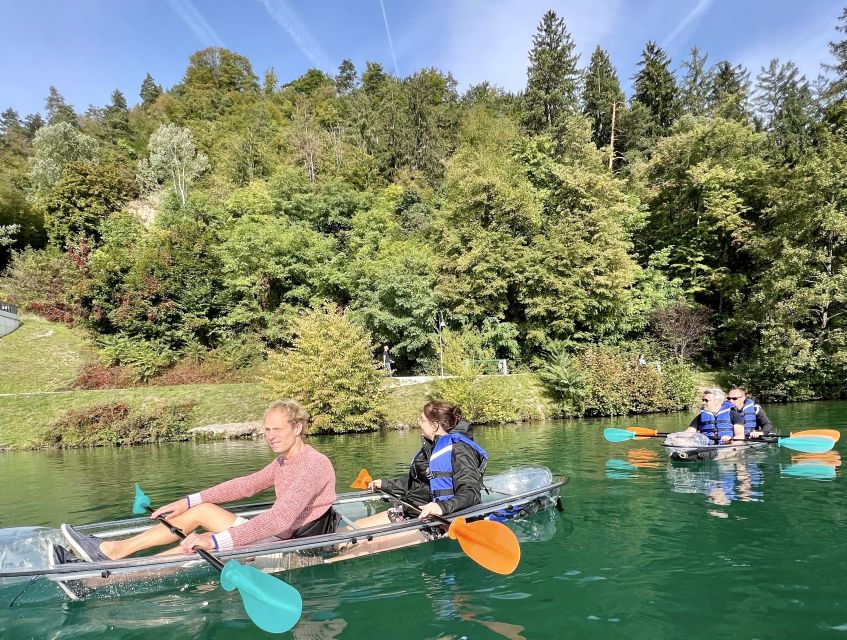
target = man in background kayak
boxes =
[58,400,337,563]
[683,387,745,444]
[727,387,774,439]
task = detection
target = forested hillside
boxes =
[1,8,846,404]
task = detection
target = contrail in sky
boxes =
[259,0,331,70]
[170,0,225,47]
[380,0,400,76]
[664,0,714,51]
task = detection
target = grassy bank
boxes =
[0,315,95,392]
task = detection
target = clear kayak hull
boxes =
[662,440,769,462]
[0,466,566,601]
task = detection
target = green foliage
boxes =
[537,346,588,416]
[0,247,83,322]
[582,47,625,149]
[632,41,680,138]
[45,401,196,447]
[98,335,180,381]
[139,123,209,204]
[576,346,697,416]
[430,329,545,422]
[263,308,387,433]
[43,161,135,248]
[524,10,580,133]
[28,122,98,201]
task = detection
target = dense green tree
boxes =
[216,214,335,344]
[755,59,817,164]
[22,113,45,140]
[524,10,580,133]
[137,123,209,204]
[708,61,750,122]
[823,8,847,129]
[140,73,163,107]
[335,58,357,95]
[172,47,259,118]
[263,307,387,433]
[581,47,624,150]
[45,86,77,126]
[632,41,679,137]
[42,160,134,249]
[638,116,768,320]
[741,133,847,399]
[28,122,99,201]
[679,47,710,116]
[262,67,278,96]
[104,89,131,138]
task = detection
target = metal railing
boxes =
[0,302,17,315]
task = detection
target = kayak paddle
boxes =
[132,483,302,634]
[351,469,521,575]
[604,428,837,453]
[621,427,839,441]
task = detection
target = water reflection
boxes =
[606,449,659,479]
[781,451,841,480]
[666,456,764,505]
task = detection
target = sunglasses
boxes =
[727,396,743,400]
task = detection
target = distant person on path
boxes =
[382,344,394,376]
[727,387,774,439]
[636,353,647,366]
[57,400,338,563]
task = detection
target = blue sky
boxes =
[0,0,843,116]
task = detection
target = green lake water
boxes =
[1,401,845,639]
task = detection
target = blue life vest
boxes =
[698,401,734,440]
[429,433,488,502]
[741,398,758,436]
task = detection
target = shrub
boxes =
[71,362,136,390]
[0,247,84,323]
[431,375,546,423]
[430,328,545,423]
[537,345,699,417]
[263,307,386,433]
[98,335,179,382]
[45,401,196,447]
[537,346,587,416]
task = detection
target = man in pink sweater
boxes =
[60,400,337,561]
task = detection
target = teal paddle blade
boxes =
[604,428,637,443]
[132,483,152,515]
[220,560,302,633]
[781,463,837,480]
[778,435,836,454]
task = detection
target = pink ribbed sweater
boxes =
[189,444,336,550]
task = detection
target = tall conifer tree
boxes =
[632,42,679,136]
[45,86,76,126]
[524,10,580,133]
[680,47,710,116]
[708,61,750,122]
[582,47,624,148]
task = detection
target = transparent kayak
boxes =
[662,440,769,462]
[0,466,566,601]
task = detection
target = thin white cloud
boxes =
[380,0,400,76]
[169,0,225,48]
[663,0,713,52]
[258,0,331,71]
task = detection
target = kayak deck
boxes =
[662,440,769,462]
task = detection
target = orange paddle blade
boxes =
[791,429,841,442]
[350,468,373,489]
[626,427,658,436]
[447,517,521,575]
[791,451,842,467]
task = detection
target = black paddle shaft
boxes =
[376,486,453,528]
[144,505,224,571]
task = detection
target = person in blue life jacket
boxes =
[359,401,487,523]
[683,388,745,444]
[330,402,487,560]
[727,387,774,439]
